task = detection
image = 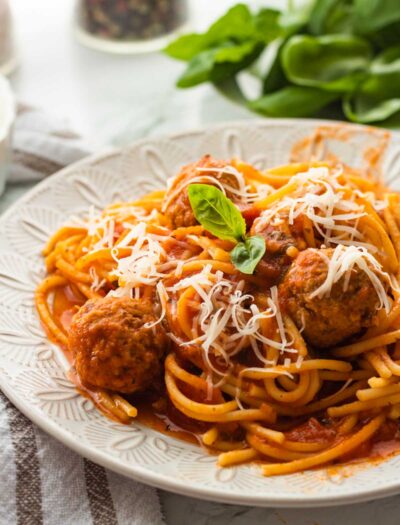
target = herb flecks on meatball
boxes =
[279,248,380,348]
[69,296,168,393]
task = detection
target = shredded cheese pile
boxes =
[110,222,168,293]
[167,267,295,379]
[89,266,106,292]
[254,166,382,251]
[310,245,393,313]
[70,205,158,254]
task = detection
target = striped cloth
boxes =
[0,393,164,525]
[0,105,165,525]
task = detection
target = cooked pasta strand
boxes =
[262,415,384,476]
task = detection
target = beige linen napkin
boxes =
[0,105,165,525]
[8,104,94,183]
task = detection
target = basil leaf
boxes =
[212,43,263,83]
[214,77,248,106]
[353,1,400,49]
[278,1,312,36]
[165,4,258,62]
[343,46,400,124]
[253,8,281,44]
[205,4,255,43]
[176,49,217,88]
[231,236,266,275]
[164,34,208,62]
[262,39,289,94]
[249,86,339,118]
[214,41,260,63]
[282,34,371,92]
[367,46,400,99]
[353,0,400,35]
[344,95,400,125]
[188,184,245,242]
[308,0,339,34]
[369,21,400,50]
[177,42,262,89]
[308,0,354,36]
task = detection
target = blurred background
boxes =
[5,0,255,148]
[0,0,267,217]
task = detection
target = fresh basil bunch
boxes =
[165,1,400,127]
[188,184,266,274]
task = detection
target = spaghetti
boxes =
[35,128,400,477]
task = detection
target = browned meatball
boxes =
[279,248,379,348]
[250,213,306,285]
[69,296,169,393]
[163,155,240,229]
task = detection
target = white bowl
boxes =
[0,74,15,196]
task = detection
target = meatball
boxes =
[69,296,168,393]
[279,248,379,348]
[163,155,240,229]
[250,213,306,284]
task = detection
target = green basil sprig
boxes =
[230,236,266,275]
[187,184,265,275]
[165,1,400,127]
[187,183,245,242]
[282,34,372,93]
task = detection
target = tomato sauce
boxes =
[285,417,336,444]
[340,420,400,465]
[48,286,400,472]
[53,285,85,331]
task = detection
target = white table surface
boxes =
[4,1,400,524]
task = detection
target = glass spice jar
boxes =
[75,0,189,54]
[0,0,16,75]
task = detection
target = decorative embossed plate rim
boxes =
[2,119,400,508]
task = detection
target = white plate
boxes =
[2,119,400,508]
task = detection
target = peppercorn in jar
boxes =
[75,0,189,53]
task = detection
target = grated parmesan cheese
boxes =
[295,355,304,369]
[110,222,168,294]
[173,272,297,380]
[162,164,273,212]
[309,245,394,313]
[254,166,378,251]
[89,266,106,292]
[174,260,184,278]
[144,281,168,329]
